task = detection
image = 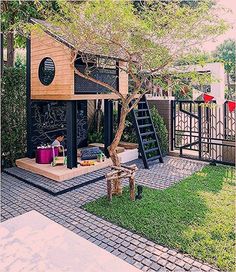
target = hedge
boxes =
[1,61,26,168]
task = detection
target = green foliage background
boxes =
[1,60,26,167]
[150,106,169,156]
[89,105,169,156]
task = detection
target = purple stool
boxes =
[36,147,59,164]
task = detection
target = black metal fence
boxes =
[171,100,235,165]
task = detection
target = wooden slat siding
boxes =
[31,29,74,98]
[31,93,140,101]
[118,61,128,95]
[31,30,129,100]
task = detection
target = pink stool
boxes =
[36,147,59,164]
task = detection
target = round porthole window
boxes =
[38,57,55,85]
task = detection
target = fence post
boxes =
[170,100,175,151]
[224,102,227,140]
[198,104,202,159]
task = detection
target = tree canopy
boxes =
[31,0,228,90]
[1,0,59,65]
[214,39,235,77]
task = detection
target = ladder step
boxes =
[130,94,163,169]
[136,109,148,112]
[139,124,152,128]
[137,116,150,120]
[145,147,159,154]
[143,139,156,145]
[140,131,154,137]
[147,155,161,162]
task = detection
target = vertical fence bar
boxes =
[189,102,192,149]
[224,102,227,139]
[198,104,202,159]
[66,101,78,169]
[170,100,175,151]
[206,106,210,153]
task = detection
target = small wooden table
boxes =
[0,211,141,272]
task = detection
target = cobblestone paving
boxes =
[5,166,110,195]
[4,157,205,195]
[131,157,205,190]
[1,157,218,272]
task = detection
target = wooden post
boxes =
[106,164,137,201]
[107,179,112,202]
[129,174,135,201]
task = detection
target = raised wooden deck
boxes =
[16,157,112,182]
[16,149,138,182]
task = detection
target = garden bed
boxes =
[84,165,235,271]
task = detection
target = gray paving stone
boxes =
[166,262,176,271]
[142,258,153,267]
[1,157,216,272]
[134,261,144,270]
[150,262,162,271]
[143,251,153,259]
[134,254,145,262]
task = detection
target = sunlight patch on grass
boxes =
[84,166,235,271]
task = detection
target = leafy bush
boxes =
[88,130,104,144]
[89,106,169,156]
[113,110,137,143]
[150,106,169,155]
[1,61,26,167]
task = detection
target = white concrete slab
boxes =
[0,211,141,272]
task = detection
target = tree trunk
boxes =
[6,31,14,67]
[108,106,128,194]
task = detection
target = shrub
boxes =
[150,106,169,155]
[89,105,169,156]
[1,61,26,167]
[113,110,137,143]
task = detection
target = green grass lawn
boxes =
[84,165,235,271]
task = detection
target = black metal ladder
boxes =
[131,95,163,169]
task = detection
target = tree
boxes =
[1,1,58,66]
[30,0,228,194]
[214,39,236,97]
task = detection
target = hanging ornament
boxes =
[215,97,226,106]
[203,93,214,103]
[192,89,203,101]
[227,101,236,112]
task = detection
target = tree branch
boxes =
[73,66,125,102]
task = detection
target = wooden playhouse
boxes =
[16,18,163,181]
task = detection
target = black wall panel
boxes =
[29,101,87,154]
[74,63,117,94]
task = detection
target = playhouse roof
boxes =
[31,18,127,62]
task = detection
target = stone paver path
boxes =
[4,157,205,195]
[1,157,218,272]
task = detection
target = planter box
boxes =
[118,149,138,163]
[222,140,235,164]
